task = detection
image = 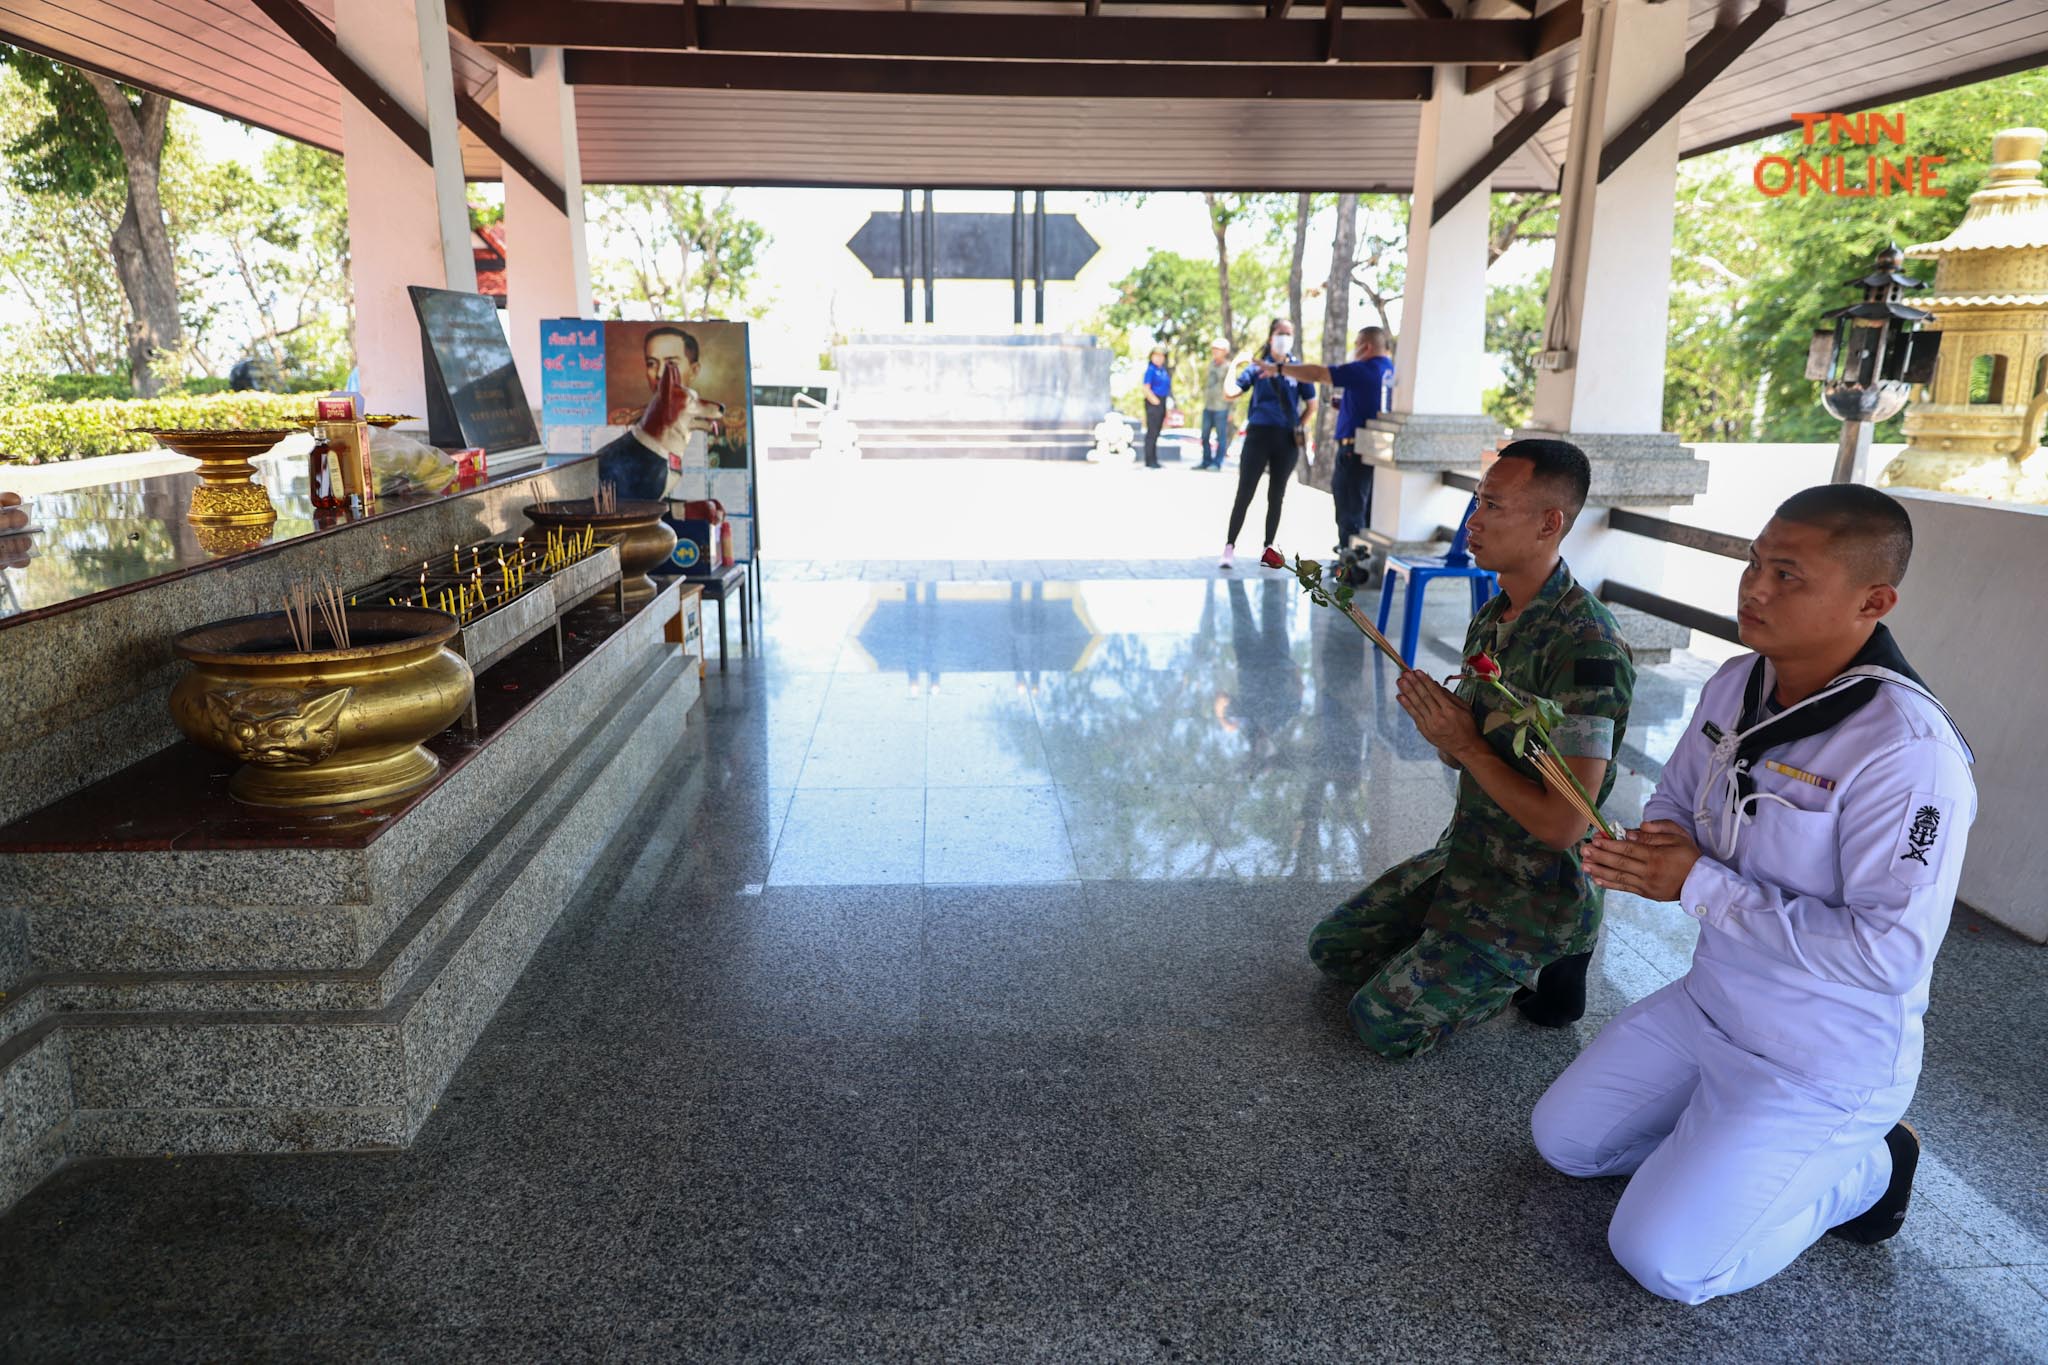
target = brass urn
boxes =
[523,499,676,605]
[169,606,474,809]
[136,428,295,528]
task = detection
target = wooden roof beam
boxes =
[251,0,432,163]
[562,51,1434,100]
[451,89,569,215]
[1465,0,1577,94]
[1430,91,1563,224]
[481,45,533,76]
[477,5,1536,65]
[1597,0,1785,183]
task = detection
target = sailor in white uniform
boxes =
[1531,485,1976,1304]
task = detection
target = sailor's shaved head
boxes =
[1772,485,1914,587]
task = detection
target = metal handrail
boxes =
[1425,470,1746,641]
[1606,507,1748,561]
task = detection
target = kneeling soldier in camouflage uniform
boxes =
[1308,439,1635,1059]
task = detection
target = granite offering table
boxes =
[0,454,700,1213]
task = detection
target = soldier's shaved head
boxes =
[1494,438,1591,531]
[1772,485,1914,587]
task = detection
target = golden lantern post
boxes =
[1887,127,2048,501]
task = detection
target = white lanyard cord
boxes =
[1695,729,1798,862]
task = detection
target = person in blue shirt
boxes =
[1140,347,1172,469]
[1261,325,1394,569]
[1219,319,1317,570]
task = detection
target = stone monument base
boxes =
[831,332,1112,427]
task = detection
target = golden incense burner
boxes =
[523,499,676,605]
[169,606,474,808]
[135,428,295,528]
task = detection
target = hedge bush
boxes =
[0,392,321,466]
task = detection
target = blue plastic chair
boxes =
[1376,497,1500,667]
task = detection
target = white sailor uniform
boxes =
[1531,625,1976,1304]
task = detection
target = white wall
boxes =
[1586,445,2040,941]
[1885,491,2048,941]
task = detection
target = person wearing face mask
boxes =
[1259,326,1394,574]
[1218,319,1316,571]
[1533,485,1976,1305]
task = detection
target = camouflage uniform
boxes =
[1309,559,1635,1059]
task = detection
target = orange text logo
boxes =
[1752,113,1946,199]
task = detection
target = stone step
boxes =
[1606,602,1692,667]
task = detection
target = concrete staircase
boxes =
[763,412,1095,462]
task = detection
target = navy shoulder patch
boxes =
[1574,658,1619,687]
[1891,791,1953,888]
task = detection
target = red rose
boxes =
[1466,652,1501,680]
[1260,547,1286,569]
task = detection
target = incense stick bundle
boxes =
[594,480,618,515]
[313,576,350,650]
[1339,600,1409,669]
[1528,745,1616,840]
[282,580,314,652]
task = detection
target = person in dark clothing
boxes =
[1219,319,1317,571]
[1141,347,1171,469]
[1262,325,1394,563]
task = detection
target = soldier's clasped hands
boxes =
[1396,668,1481,760]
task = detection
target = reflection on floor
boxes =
[2,575,2042,1363]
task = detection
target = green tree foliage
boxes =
[1099,247,1284,410]
[1483,270,1547,431]
[0,65,131,381]
[0,45,183,394]
[1489,193,1558,266]
[175,142,354,389]
[587,185,770,319]
[0,48,123,195]
[1731,72,2048,442]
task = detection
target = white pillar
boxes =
[1528,0,1688,435]
[335,0,477,417]
[499,47,593,406]
[1518,0,1704,656]
[1361,63,1504,555]
[1394,64,1494,417]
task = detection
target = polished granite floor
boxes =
[3,572,2044,1363]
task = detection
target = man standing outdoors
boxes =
[1260,326,1394,567]
[1197,338,1235,471]
[1533,486,1975,1304]
[1307,439,1634,1058]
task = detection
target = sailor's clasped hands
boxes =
[1582,821,1703,901]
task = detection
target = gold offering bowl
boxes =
[169,606,474,809]
[364,414,416,429]
[136,428,295,528]
[523,499,676,605]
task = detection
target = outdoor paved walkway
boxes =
[2,575,2043,1362]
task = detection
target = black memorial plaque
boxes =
[409,286,541,454]
[847,212,1099,282]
